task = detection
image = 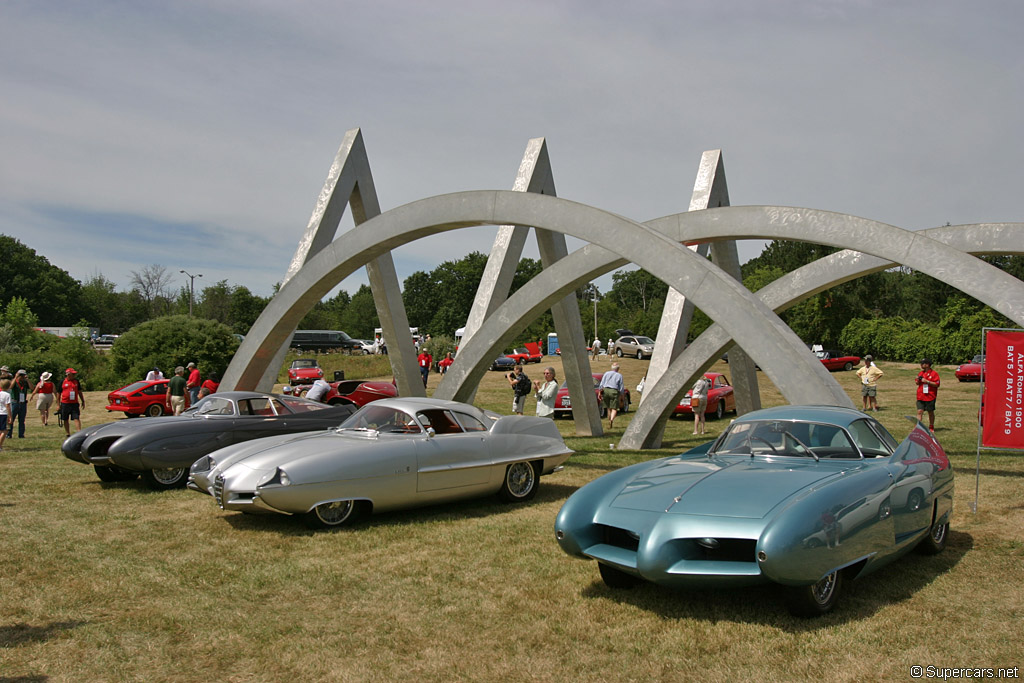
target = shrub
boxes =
[110,315,239,385]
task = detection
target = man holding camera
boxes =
[508,365,532,415]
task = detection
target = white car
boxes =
[354,339,376,354]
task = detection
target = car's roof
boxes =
[732,404,871,428]
[367,397,487,416]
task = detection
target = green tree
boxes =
[0,235,83,324]
[110,315,239,382]
[79,274,150,333]
[339,285,378,338]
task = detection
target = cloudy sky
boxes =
[2,0,1021,303]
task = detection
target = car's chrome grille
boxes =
[599,524,639,552]
[214,474,225,509]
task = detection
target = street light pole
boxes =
[180,269,203,316]
[591,285,598,341]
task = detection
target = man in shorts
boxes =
[597,362,625,428]
[166,366,187,415]
[856,355,884,412]
[508,366,531,415]
[59,368,86,438]
[915,358,940,433]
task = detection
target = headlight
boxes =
[193,455,211,472]
[260,467,292,487]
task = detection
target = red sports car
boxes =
[814,349,861,371]
[106,379,189,418]
[673,372,736,420]
[288,358,324,385]
[320,379,399,407]
[554,373,631,418]
[955,354,984,382]
[505,342,543,364]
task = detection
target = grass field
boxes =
[1,356,1021,681]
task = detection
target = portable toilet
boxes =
[547,332,559,355]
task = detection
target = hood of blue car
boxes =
[610,456,842,518]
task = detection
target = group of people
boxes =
[507,361,628,429]
[162,362,219,415]
[0,367,87,448]
[853,354,941,432]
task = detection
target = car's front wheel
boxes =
[598,562,641,589]
[786,570,843,617]
[146,403,164,418]
[141,467,188,490]
[304,500,360,529]
[843,361,853,371]
[498,461,539,502]
[616,348,623,358]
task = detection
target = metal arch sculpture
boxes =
[443,216,1024,447]
[619,221,1024,448]
[223,190,850,407]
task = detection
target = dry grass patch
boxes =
[1,358,1021,680]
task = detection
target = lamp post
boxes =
[591,284,599,341]
[180,269,202,316]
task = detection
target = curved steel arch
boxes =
[443,215,1024,446]
[224,191,849,406]
[620,222,1024,447]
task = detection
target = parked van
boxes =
[290,330,361,352]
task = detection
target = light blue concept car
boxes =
[555,405,953,616]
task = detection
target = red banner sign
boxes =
[982,330,1024,449]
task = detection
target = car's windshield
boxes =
[120,381,149,393]
[713,419,866,459]
[340,405,421,433]
[972,355,984,364]
[635,336,654,345]
[292,359,317,368]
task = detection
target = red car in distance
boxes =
[814,349,861,372]
[288,358,324,385]
[106,379,189,418]
[955,354,984,382]
[554,373,631,418]
[673,372,736,420]
[505,342,543,365]
[317,379,399,407]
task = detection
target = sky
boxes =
[2,0,1022,305]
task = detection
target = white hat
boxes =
[40,371,52,381]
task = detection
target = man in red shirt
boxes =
[186,362,202,405]
[59,368,86,437]
[417,349,433,388]
[915,358,940,433]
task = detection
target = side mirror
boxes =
[426,427,436,438]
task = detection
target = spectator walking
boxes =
[597,362,626,428]
[31,371,55,427]
[59,368,86,438]
[591,337,602,359]
[915,358,940,433]
[439,352,454,374]
[8,369,31,438]
[534,367,558,418]
[0,378,10,451]
[185,362,202,405]
[508,366,532,415]
[417,348,433,387]
[690,373,711,435]
[166,366,187,416]
[856,355,884,412]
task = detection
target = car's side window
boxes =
[198,398,235,416]
[241,398,276,416]
[848,419,892,457]
[453,412,487,432]
[417,409,464,435]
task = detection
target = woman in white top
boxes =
[534,367,558,418]
[691,374,711,435]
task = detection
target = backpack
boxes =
[515,374,532,397]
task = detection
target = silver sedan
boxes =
[189,397,573,529]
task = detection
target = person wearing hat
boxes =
[185,362,202,405]
[915,358,941,434]
[8,369,32,438]
[856,355,884,412]
[59,368,86,438]
[31,371,56,427]
[0,377,10,451]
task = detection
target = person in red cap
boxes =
[59,368,86,438]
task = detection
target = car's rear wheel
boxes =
[94,465,138,482]
[498,461,539,502]
[304,500,359,529]
[146,403,164,418]
[141,467,188,490]
[917,519,949,555]
[621,396,630,413]
[598,562,641,589]
[715,400,726,420]
[785,570,843,617]
[616,348,623,358]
